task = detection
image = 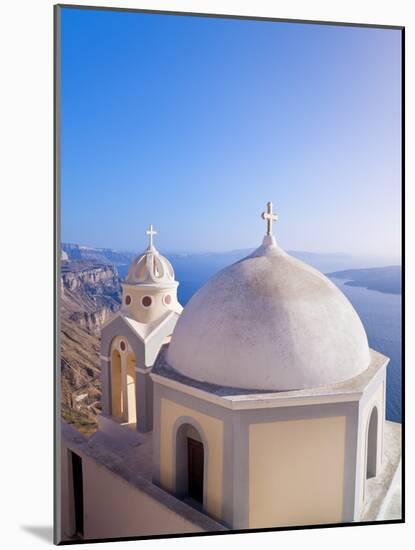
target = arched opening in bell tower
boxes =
[111,348,123,420]
[126,351,137,425]
[110,338,137,426]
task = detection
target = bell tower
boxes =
[99,226,182,435]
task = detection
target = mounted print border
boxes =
[54,4,405,545]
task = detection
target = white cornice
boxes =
[150,348,388,411]
[150,372,365,411]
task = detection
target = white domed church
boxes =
[61,204,399,541]
[149,203,388,528]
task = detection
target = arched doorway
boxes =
[111,349,123,420]
[366,406,378,479]
[175,422,205,506]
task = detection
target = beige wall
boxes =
[358,381,385,507]
[249,416,346,528]
[159,397,224,520]
[60,441,205,541]
[83,456,202,539]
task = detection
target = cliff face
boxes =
[61,261,122,335]
[60,260,122,433]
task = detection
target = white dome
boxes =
[125,246,175,286]
[125,226,176,287]
[167,235,370,391]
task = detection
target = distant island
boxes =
[326,266,401,295]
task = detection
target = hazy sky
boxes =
[60,8,402,259]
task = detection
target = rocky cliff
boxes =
[61,261,122,335]
[60,260,122,433]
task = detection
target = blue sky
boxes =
[60,8,401,260]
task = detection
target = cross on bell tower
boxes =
[261,202,278,236]
[146,224,157,248]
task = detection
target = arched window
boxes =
[175,422,205,506]
[366,406,379,479]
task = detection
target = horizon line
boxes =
[60,240,402,261]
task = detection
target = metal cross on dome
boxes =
[261,202,278,236]
[146,224,157,248]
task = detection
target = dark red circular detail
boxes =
[164,294,172,305]
[120,341,126,351]
[142,296,152,307]
[125,295,131,305]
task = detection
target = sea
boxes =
[118,257,402,422]
[331,279,401,423]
